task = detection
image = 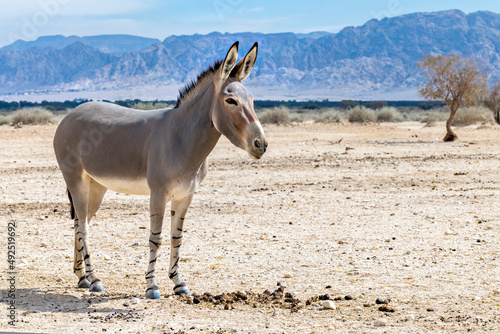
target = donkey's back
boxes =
[53,101,168,195]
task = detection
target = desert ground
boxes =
[0,121,499,333]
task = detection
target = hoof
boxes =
[89,280,104,292]
[78,278,91,288]
[174,285,190,295]
[146,289,161,299]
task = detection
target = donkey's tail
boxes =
[67,189,76,220]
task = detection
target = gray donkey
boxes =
[53,42,267,299]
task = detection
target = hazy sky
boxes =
[1,0,499,47]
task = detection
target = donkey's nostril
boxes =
[254,139,267,153]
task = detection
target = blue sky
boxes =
[1,0,499,47]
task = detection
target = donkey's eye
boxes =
[225,98,238,106]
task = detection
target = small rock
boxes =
[212,233,219,238]
[325,285,332,289]
[373,318,388,327]
[344,295,353,300]
[444,230,456,236]
[55,277,65,283]
[131,297,140,304]
[319,294,330,300]
[83,291,91,297]
[406,314,415,321]
[427,308,434,312]
[284,273,292,278]
[378,305,395,312]
[322,300,336,310]
[40,242,48,247]
[486,226,493,230]
[493,290,500,296]
[131,242,139,247]
[103,254,111,260]
[376,298,388,304]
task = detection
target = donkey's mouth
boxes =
[248,144,267,159]
[249,151,263,160]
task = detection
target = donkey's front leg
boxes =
[169,194,193,295]
[145,190,168,299]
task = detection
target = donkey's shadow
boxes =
[0,287,133,315]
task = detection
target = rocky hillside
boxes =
[1,10,499,99]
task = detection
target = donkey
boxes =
[53,42,267,299]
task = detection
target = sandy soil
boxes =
[0,121,499,333]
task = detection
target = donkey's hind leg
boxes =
[69,174,104,292]
[73,178,107,289]
[168,194,193,295]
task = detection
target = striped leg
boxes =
[145,190,168,299]
[70,177,104,292]
[169,195,193,295]
[78,218,103,291]
[74,179,107,289]
[74,218,90,288]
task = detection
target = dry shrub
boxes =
[376,107,402,122]
[452,106,495,126]
[418,110,448,126]
[0,115,10,125]
[11,108,54,125]
[259,107,291,124]
[347,107,376,123]
[314,110,346,123]
[423,114,439,127]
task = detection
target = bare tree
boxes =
[483,83,500,125]
[417,54,487,141]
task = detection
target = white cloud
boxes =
[0,0,164,46]
[0,0,156,20]
[57,0,156,17]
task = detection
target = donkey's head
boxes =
[211,42,267,159]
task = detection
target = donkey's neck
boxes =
[165,84,221,168]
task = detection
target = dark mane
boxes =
[175,60,222,108]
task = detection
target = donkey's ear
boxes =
[217,41,239,85]
[231,42,258,81]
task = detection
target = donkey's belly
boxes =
[91,175,150,195]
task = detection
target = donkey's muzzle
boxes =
[246,122,267,159]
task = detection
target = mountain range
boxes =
[1,10,499,100]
